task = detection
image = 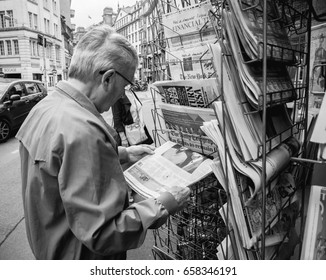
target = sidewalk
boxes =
[0,216,156,260]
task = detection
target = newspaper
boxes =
[202,102,300,200]
[166,43,215,80]
[161,2,216,49]
[209,42,262,161]
[159,102,218,156]
[209,42,295,161]
[124,141,214,199]
[209,124,299,249]
[153,77,220,108]
[224,10,296,109]
[301,185,326,259]
[227,0,295,62]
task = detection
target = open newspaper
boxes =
[124,141,214,199]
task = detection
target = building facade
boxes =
[114,2,143,81]
[0,0,73,87]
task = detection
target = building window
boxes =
[33,14,38,30]
[52,0,57,13]
[0,41,5,55]
[6,40,12,55]
[28,12,33,28]
[55,45,60,62]
[44,18,50,33]
[0,10,14,28]
[13,40,19,55]
[6,10,13,27]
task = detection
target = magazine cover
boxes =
[309,23,326,110]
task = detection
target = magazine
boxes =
[153,78,220,108]
[301,184,326,260]
[159,102,218,156]
[310,87,326,144]
[124,141,214,199]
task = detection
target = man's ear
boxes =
[102,69,115,85]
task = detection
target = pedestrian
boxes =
[112,87,153,147]
[16,25,190,260]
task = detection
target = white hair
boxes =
[68,25,138,83]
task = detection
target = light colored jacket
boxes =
[16,81,178,259]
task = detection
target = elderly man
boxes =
[16,26,190,260]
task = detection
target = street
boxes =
[0,88,161,260]
[0,137,34,259]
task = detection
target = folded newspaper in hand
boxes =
[124,141,214,198]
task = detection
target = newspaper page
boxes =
[153,78,219,108]
[124,141,213,199]
[301,185,326,259]
[159,103,217,156]
[161,2,216,49]
[166,43,215,80]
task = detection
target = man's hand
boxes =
[169,186,191,212]
[126,144,155,163]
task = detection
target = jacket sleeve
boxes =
[58,126,175,256]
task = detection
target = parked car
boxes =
[0,79,47,142]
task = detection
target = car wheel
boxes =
[0,119,11,143]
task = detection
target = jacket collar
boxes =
[55,81,119,151]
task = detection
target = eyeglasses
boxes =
[99,69,135,87]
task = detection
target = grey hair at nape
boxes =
[68,25,138,83]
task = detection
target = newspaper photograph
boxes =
[124,141,214,199]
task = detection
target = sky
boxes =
[70,0,139,28]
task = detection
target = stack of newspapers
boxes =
[200,0,301,257]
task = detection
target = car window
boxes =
[25,82,41,95]
[3,83,24,101]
